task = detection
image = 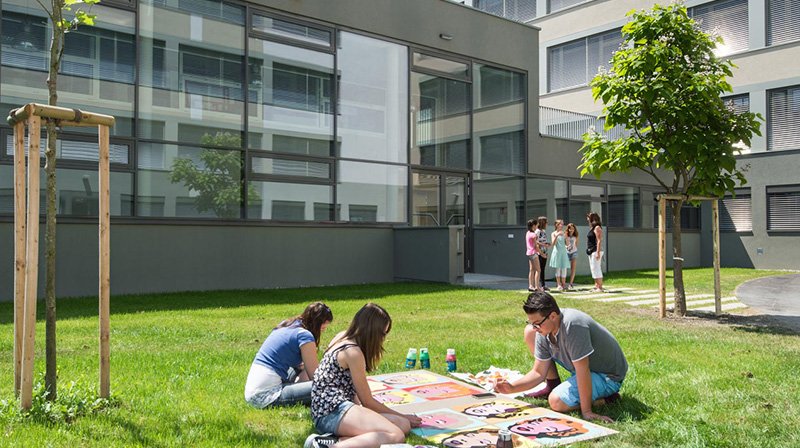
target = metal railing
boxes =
[539,106,629,141]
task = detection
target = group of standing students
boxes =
[245,302,420,448]
[526,212,605,293]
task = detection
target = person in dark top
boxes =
[586,211,605,292]
[305,303,421,448]
[244,302,333,408]
[496,291,627,423]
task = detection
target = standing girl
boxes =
[586,212,605,292]
[565,223,579,289]
[525,219,541,292]
[245,302,333,408]
[306,303,421,448]
[548,220,570,291]
[536,217,550,291]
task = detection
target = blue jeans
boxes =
[247,367,312,408]
[552,371,622,408]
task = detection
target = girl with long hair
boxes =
[525,219,541,292]
[305,303,421,448]
[565,223,579,289]
[245,302,333,408]
[549,219,570,291]
[586,212,605,292]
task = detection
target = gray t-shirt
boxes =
[534,308,628,382]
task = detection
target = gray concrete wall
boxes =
[0,223,394,301]
[607,229,702,272]
[394,227,463,283]
[472,228,528,277]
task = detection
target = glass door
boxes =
[412,170,471,271]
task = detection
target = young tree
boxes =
[170,132,258,219]
[37,0,99,400]
[580,3,761,316]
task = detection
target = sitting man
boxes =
[496,291,627,423]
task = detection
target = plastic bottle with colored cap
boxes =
[405,348,417,369]
[496,429,512,448]
[419,348,430,369]
[446,348,457,372]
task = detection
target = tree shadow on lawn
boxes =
[0,282,471,325]
[683,310,800,336]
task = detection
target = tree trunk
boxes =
[44,4,64,401]
[671,200,686,316]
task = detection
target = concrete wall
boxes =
[394,227,464,283]
[0,223,394,301]
[472,228,528,277]
[607,229,702,272]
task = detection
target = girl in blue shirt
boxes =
[245,302,333,408]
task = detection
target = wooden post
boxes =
[98,125,111,399]
[712,199,722,314]
[658,196,667,318]
[13,122,26,396]
[20,116,42,410]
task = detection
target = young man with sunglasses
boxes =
[495,291,627,423]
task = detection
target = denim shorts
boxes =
[567,252,578,261]
[552,372,622,408]
[313,400,355,435]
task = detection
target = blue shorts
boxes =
[552,372,622,407]
[567,252,578,261]
[313,400,355,435]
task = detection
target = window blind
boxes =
[768,0,800,46]
[549,0,585,14]
[723,93,749,115]
[767,186,800,231]
[690,0,749,55]
[547,28,621,92]
[720,190,751,231]
[768,86,800,151]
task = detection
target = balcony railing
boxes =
[539,106,628,141]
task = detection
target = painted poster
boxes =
[373,389,424,407]
[371,371,448,388]
[496,409,617,446]
[452,399,540,423]
[410,408,485,438]
[404,381,485,401]
[431,426,540,448]
[368,378,392,393]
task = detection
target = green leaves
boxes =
[580,2,761,200]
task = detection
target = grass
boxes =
[0,267,799,447]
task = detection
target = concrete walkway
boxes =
[736,273,800,316]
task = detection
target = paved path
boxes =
[736,273,800,316]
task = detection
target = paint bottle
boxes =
[405,348,417,369]
[496,429,513,448]
[446,348,457,372]
[419,347,430,369]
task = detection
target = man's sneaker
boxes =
[304,433,338,448]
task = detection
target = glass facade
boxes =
[0,1,534,226]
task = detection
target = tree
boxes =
[170,132,258,219]
[579,3,761,316]
[35,0,100,401]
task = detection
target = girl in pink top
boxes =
[526,219,541,292]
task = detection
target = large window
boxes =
[689,0,748,56]
[473,174,524,226]
[338,32,408,163]
[652,200,701,230]
[720,188,752,232]
[525,178,568,222]
[607,185,639,228]
[767,186,800,231]
[768,0,800,46]
[548,0,586,14]
[768,86,800,151]
[569,183,606,225]
[548,29,622,92]
[473,64,525,174]
[338,161,407,223]
[139,0,246,144]
[474,0,537,22]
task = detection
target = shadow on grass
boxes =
[610,394,653,422]
[683,310,800,336]
[0,282,469,325]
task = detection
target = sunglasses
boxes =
[526,312,552,329]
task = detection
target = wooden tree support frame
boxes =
[658,194,721,318]
[8,103,114,410]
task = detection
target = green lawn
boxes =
[1,268,799,447]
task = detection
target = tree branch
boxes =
[639,166,669,191]
[35,0,56,22]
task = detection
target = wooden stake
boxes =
[13,122,26,397]
[20,117,42,410]
[712,200,722,314]
[658,196,667,318]
[98,125,111,399]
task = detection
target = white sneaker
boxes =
[304,433,338,448]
